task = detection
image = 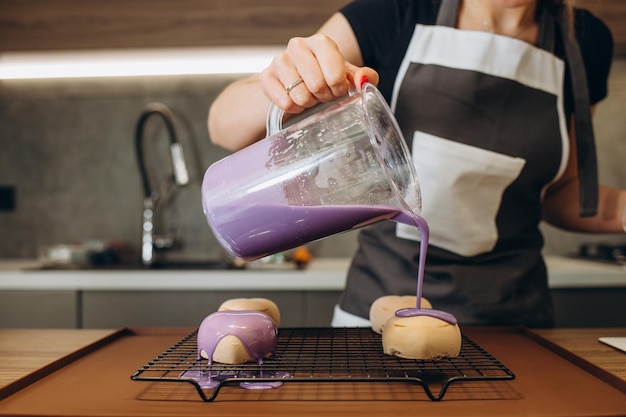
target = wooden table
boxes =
[0,328,118,398]
[526,327,626,392]
[0,327,624,416]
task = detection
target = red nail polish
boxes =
[359,76,369,88]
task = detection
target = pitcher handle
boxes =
[265,79,364,137]
[265,102,285,136]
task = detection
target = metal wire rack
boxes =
[131,327,515,401]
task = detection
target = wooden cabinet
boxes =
[1,0,624,55]
[0,0,351,51]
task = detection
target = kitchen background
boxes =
[1,0,626,265]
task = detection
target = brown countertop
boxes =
[0,327,624,416]
[525,327,626,392]
[0,328,119,398]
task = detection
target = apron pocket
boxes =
[397,131,526,256]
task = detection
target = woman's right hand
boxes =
[259,32,378,116]
[208,12,376,151]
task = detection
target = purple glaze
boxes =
[395,307,458,324]
[180,369,234,389]
[205,204,399,261]
[392,212,458,325]
[180,369,288,390]
[197,310,278,365]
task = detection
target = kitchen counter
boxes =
[0,258,351,291]
[526,327,626,392]
[0,327,624,416]
[545,256,626,288]
[2,256,625,328]
[0,329,117,398]
[0,256,625,291]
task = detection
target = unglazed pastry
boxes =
[382,315,461,360]
[197,310,277,364]
[369,295,432,334]
[218,297,281,327]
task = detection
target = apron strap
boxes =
[537,5,555,52]
[437,0,598,217]
[553,6,599,217]
[436,0,459,27]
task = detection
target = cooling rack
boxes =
[131,327,515,401]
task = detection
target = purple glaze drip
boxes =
[392,212,458,325]
[181,369,288,390]
[197,310,278,365]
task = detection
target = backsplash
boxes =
[0,73,358,263]
[1,61,625,263]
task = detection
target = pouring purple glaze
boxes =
[391,212,458,325]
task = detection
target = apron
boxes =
[336,0,598,327]
[393,0,569,256]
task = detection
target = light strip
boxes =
[0,46,283,80]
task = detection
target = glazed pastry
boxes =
[218,297,281,327]
[197,310,277,364]
[382,315,461,360]
[369,295,432,334]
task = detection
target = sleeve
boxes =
[575,8,614,105]
[340,0,414,68]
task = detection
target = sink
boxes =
[144,261,237,270]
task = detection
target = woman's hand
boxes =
[259,32,378,115]
[208,12,377,151]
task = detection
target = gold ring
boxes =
[285,78,303,93]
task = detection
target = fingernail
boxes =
[359,76,369,88]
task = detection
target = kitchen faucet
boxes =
[135,103,190,266]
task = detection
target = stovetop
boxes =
[577,242,626,265]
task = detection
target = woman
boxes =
[208,0,626,327]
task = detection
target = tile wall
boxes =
[1,61,625,263]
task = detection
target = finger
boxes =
[266,43,322,109]
[286,37,336,103]
[260,64,306,114]
[302,34,350,99]
[346,63,380,90]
